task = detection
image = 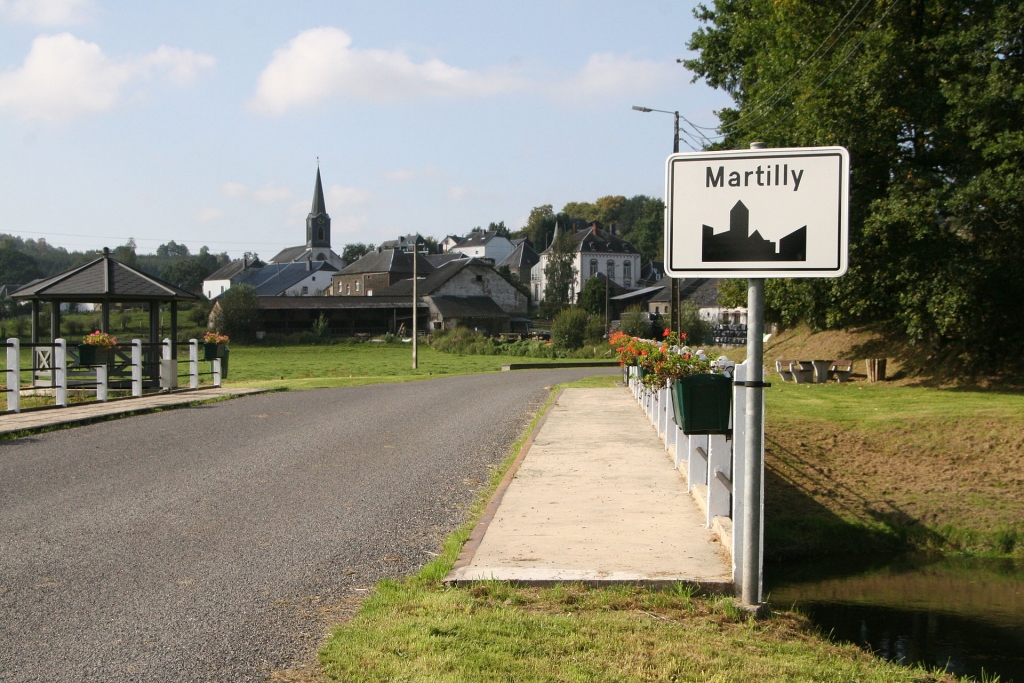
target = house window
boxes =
[355,280,360,292]
[607,260,615,282]
[317,227,325,241]
[301,286,308,295]
[476,274,483,282]
[589,259,598,278]
[346,283,351,295]
[623,260,631,287]
[534,284,539,300]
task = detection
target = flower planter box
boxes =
[671,373,733,435]
[77,344,110,366]
[203,343,226,361]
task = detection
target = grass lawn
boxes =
[312,378,965,683]
[224,342,609,390]
[764,381,1024,558]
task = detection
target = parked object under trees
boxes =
[685,0,1024,368]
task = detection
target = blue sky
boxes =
[0,0,731,259]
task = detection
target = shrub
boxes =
[551,307,589,351]
[619,305,652,338]
[586,315,607,344]
[210,284,262,342]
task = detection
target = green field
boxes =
[224,342,610,390]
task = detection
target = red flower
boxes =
[680,332,688,340]
[663,328,671,338]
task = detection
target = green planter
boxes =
[77,344,110,366]
[672,373,733,435]
[203,343,225,361]
[221,347,229,379]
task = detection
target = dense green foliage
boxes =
[0,247,42,285]
[210,284,262,342]
[619,306,654,338]
[551,307,590,350]
[577,274,607,315]
[686,0,1024,365]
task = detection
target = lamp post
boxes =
[632,105,681,334]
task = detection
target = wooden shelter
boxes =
[11,248,198,343]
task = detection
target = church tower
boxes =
[306,167,331,249]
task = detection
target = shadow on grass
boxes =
[764,433,944,561]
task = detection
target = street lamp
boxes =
[632,105,681,334]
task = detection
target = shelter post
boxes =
[50,300,61,342]
[148,302,159,343]
[170,301,178,345]
[101,302,110,333]
[30,300,39,344]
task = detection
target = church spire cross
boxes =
[311,166,327,216]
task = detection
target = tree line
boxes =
[685,0,1023,366]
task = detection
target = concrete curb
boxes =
[502,361,619,371]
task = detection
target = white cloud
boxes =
[220,181,292,204]
[447,185,468,201]
[384,168,414,182]
[561,53,678,97]
[250,27,526,114]
[0,0,91,25]
[327,184,372,207]
[193,206,224,223]
[219,181,248,199]
[0,33,215,122]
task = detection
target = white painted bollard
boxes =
[7,337,20,413]
[160,338,178,390]
[131,339,142,397]
[213,358,222,387]
[664,383,673,450]
[189,339,199,389]
[687,434,709,492]
[96,364,107,402]
[674,421,684,468]
[54,339,68,407]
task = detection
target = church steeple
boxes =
[306,165,331,248]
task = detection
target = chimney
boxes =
[306,255,312,271]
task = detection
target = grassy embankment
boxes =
[308,375,966,683]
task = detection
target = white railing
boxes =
[627,361,765,595]
[4,338,220,414]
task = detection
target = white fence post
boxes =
[54,338,68,407]
[706,434,732,526]
[131,339,142,397]
[7,338,20,413]
[160,338,177,391]
[213,358,222,387]
[96,363,107,402]
[687,434,709,493]
[189,339,199,389]
[664,382,673,450]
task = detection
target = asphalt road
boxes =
[0,368,614,682]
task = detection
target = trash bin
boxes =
[221,347,229,379]
[672,373,733,435]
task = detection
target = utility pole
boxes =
[412,242,419,369]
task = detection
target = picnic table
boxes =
[775,359,853,383]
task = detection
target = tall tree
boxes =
[686,0,1024,363]
[0,248,42,284]
[342,243,374,262]
[542,228,578,315]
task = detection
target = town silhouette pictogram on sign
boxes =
[702,201,807,262]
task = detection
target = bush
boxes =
[586,315,607,344]
[551,307,589,351]
[619,306,652,338]
[210,284,262,342]
[678,301,712,345]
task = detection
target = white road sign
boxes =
[664,146,849,278]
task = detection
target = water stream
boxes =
[766,554,1024,682]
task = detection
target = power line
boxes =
[2,230,293,248]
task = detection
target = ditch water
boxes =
[765,554,1024,682]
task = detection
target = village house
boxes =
[448,230,515,264]
[530,222,642,304]
[329,248,434,296]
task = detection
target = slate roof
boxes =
[236,261,337,296]
[498,241,539,270]
[644,279,724,306]
[425,252,468,268]
[543,225,638,255]
[428,295,509,319]
[12,254,197,302]
[339,249,434,276]
[609,285,667,302]
[206,258,265,282]
[268,245,311,264]
[454,230,501,248]
[375,258,479,297]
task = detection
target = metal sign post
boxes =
[663,142,849,607]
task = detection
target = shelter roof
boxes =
[609,285,666,301]
[12,254,197,302]
[256,296,426,310]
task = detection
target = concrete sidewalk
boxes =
[446,386,733,590]
[0,386,274,437]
